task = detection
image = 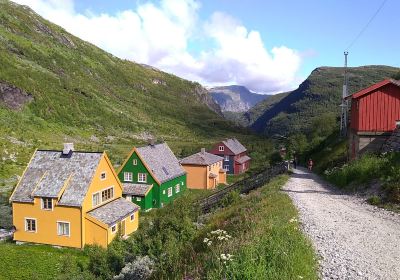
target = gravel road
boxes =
[282,168,400,280]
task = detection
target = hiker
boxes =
[307,158,314,171]
[293,155,298,169]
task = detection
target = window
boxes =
[41,198,52,210]
[209,166,211,171]
[167,187,172,197]
[175,184,180,193]
[111,225,117,233]
[92,192,100,207]
[224,165,229,171]
[219,146,224,151]
[138,173,147,183]
[25,218,36,232]
[100,172,106,180]
[133,159,137,165]
[124,172,133,182]
[57,222,70,236]
[136,197,141,201]
[101,187,114,202]
[224,155,229,161]
[181,181,184,186]
[130,214,135,221]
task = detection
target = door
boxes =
[119,219,126,236]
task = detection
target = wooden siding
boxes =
[350,84,400,132]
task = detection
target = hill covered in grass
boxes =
[0,0,271,198]
[247,65,400,137]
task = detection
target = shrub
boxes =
[221,191,241,207]
[367,196,381,206]
[113,256,154,280]
[85,245,112,280]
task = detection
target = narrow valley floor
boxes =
[282,168,400,280]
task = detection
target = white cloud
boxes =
[12,0,302,93]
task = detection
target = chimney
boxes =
[62,143,74,155]
[201,148,206,155]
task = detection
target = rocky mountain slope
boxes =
[209,85,268,112]
[248,65,400,136]
[0,0,248,191]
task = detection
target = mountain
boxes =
[209,85,269,112]
[248,65,400,137]
[0,0,257,191]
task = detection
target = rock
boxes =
[0,81,33,110]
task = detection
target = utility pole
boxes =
[340,51,349,137]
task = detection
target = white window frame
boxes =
[100,172,106,180]
[136,197,142,201]
[111,224,117,233]
[57,221,70,237]
[130,214,135,222]
[181,181,184,186]
[138,173,147,183]
[133,159,137,165]
[101,186,114,203]
[92,192,100,207]
[124,172,133,182]
[167,187,172,197]
[224,165,230,171]
[25,217,37,233]
[224,155,229,161]
[175,184,180,193]
[219,146,224,152]
[41,198,53,211]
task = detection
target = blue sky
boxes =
[15,0,400,93]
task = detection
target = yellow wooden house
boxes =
[9,143,139,248]
[180,148,227,190]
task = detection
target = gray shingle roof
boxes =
[136,143,186,183]
[123,183,153,196]
[180,152,223,166]
[87,198,139,226]
[235,155,251,164]
[223,138,247,154]
[10,150,102,206]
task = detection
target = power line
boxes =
[346,0,389,51]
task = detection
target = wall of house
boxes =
[85,218,108,248]
[159,174,186,207]
[121,211,139,238]
[209,143,234,174]
[206,160,224,189]
[183,165,207,189]
[13,200,82,248]
[349,130,389,159]
[350,84,400,132]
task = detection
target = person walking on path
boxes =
[293,155,298,169]
[307,158,314,171]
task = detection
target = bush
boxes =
[85,245,112,280]
[221,191,241,207]
[113,256,154,280]
[367,196,381,206]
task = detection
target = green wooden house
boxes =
[117,142,187,211]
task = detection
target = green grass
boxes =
[0,243,88,280]
[184,175,318,279]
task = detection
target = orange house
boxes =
[180,148,227,190]
[9,143,139,248]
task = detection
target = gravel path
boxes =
[282,168,400,280]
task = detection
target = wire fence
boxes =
[197,162,288,213]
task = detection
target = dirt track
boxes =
[282,168,400,280]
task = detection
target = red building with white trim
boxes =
[347,79,400,159]
[209,138,251,175]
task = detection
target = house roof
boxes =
[136,143,186,183]
[180,151,223,166]
[87,198,139,226]
[222,138,247,154]
[235,155,251,164]
[10,150,103,206]
[209,173,218,178]
[122,183,153,196]
[347,79,400,100]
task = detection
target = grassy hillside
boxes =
[0,0,271,199]
[249,66,400,137]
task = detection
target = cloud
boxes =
[12,0,302,93]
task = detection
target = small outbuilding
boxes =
[347,79,400,159]
[180,148,227,190]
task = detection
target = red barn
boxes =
[348,79,400,159]
[209,138,251,175]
